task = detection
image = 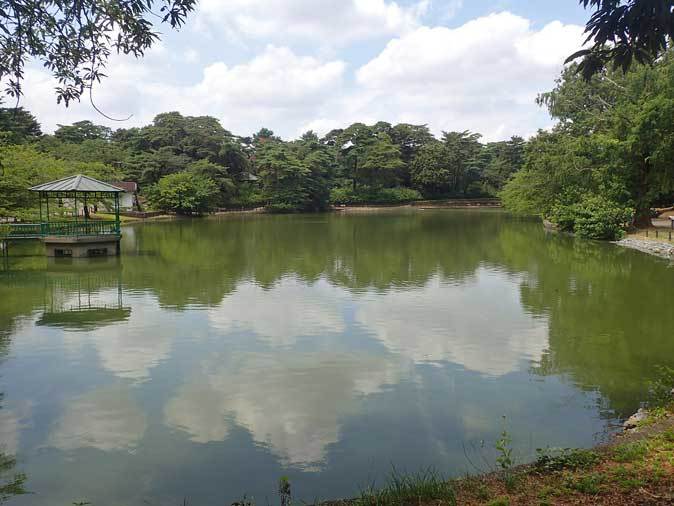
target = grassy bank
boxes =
[324,410,674,506]
[452,412,674,505]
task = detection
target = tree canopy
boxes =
[54,121,112,143]
[0,107,41,144]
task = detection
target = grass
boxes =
[263,413,674,506]
[612,441,648,463]
[452,411,674,505]
[564,472,604,494]
[353,468,456,506]
[534,448,601,473]
[485,497,509,506]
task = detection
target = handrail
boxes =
[7,221,120,238]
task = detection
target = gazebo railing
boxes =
[8,220,120,238]
[7,223,43,237]
[43,220,120,236]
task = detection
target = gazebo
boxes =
[26,174,124,257]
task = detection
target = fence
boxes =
[8,220,120,238]
[640,228,674,242]
[410,199,502,208]
[119,211,164,218]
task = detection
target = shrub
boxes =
[146,172,218,214]
[329,187,358,205]
[376,187,423,203]
[548,204,577,232]
[230,183,266,209]
[547,194,632,240]
[572,195,633,240]
[534,448,601,473]
[265,202,298,213]
[330,187,422,205]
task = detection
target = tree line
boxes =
[0,110,524,217]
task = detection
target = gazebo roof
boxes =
[29,174,124,193]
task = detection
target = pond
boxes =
[1,209,673,505]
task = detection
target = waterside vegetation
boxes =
[501,49,674,240]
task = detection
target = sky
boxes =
[18,0,590,142]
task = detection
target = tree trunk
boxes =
[632,207,652,228]
[632,157,653,228]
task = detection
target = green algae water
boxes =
[1,209,673,505]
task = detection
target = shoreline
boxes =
[112,201,503,221]
[333,199,502,212]
[543,218,674,261]
[322,407,674,506]
[614,237,674,260]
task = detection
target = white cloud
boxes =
[350,12,585,140]
[15,11,583,141]
[195,0,428,46]
[19,45,346,137]
[190,47,345,108]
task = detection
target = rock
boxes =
[614,238,674,259]
[624,408,649,430]
[543,219,559,231]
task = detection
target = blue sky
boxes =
[22,0,591,141]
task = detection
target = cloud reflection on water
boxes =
[48,385,146,452]
[164,269,547,467]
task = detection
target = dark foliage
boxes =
[570,0,674,79]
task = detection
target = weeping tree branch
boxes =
[0,0,196,109]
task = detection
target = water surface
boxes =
[1,210,673,505]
